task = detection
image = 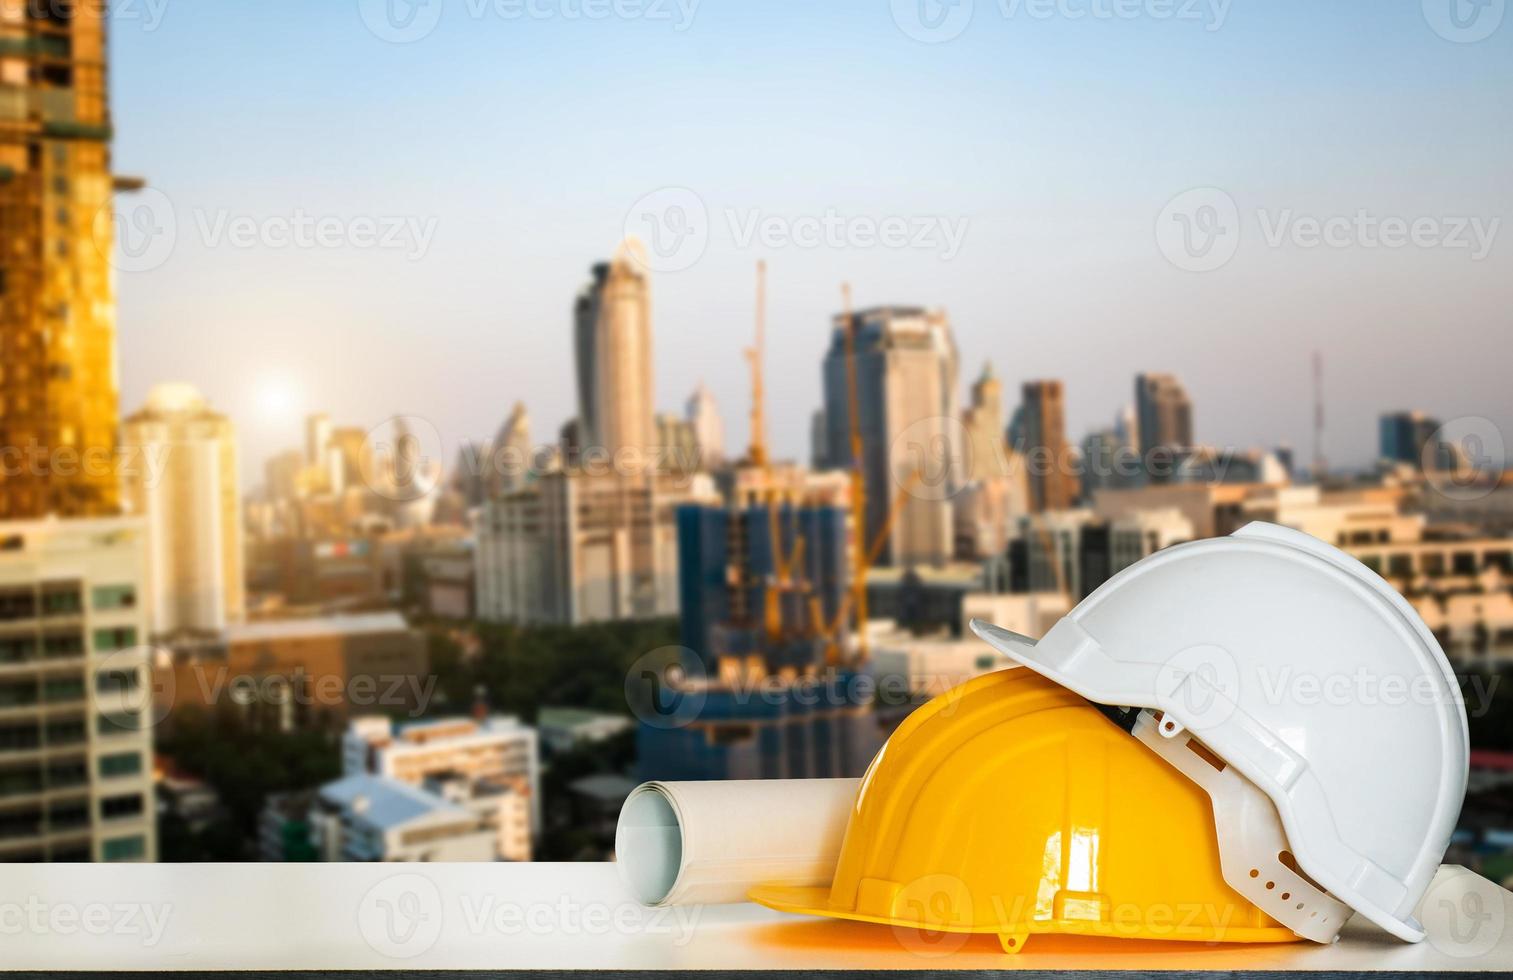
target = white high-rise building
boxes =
[685,383,724,467]
[574,245,654,459]
[0,517,157,862]
[489,402,533,498]
[121,384,244,636]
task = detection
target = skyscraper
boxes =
[1379,411,1444,469]
[1020,380,1076,512]
[955,362,1029,558]
[488,401,532,498]
[121,384,245,637]
[305,413,333,476]
[574,245,653,459]
[685,383,724,467]
[0,3,120,519]
[1134,373,1195,455]
[822,306,960,568]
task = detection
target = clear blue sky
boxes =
[110,0,1513,484]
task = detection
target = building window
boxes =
[42,632,84,659]
[92,627,137,652]
[100,794,144,821]
[97,712,141,736]
[40,589,82,617]
[102,835,146,862]
[91,585,136,610]
[0,588,36,622]
[42,677,85,704]
[99,752,143,779]
[96,666,141,695]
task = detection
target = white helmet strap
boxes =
[1132,711,1354,944]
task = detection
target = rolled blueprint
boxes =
[616,778,860,906]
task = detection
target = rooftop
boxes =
[318,774,465,831]
[228,612,411,643]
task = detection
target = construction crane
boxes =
[823,472,919,666]
[745,260,769,470]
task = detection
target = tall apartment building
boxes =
[574,250,654,457]
[121,384,245,637]
[1135,373,1195,480]
[1379,411,1446,469]
[822,306,960,568]
[475,469,717,625]
[685,383,724,466]
[0,517,157,862]
[0,3,120,519]
[956,362,1029,558]
[343,715,540,861]
[488,402,532,498]
[1019,380,1076,512]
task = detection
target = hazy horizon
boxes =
[108,1,1512,488]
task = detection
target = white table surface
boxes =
[1,862,1509,972]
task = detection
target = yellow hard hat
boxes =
[748,668,1298,952]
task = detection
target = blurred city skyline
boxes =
[108,1,1512,486]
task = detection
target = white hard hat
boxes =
[972,521,1469,943]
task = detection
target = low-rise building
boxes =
[156,612,430,731]
[475,470,718,626]
[343,715,539,860]
[313,774,496,862]
[537,707,634,755]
